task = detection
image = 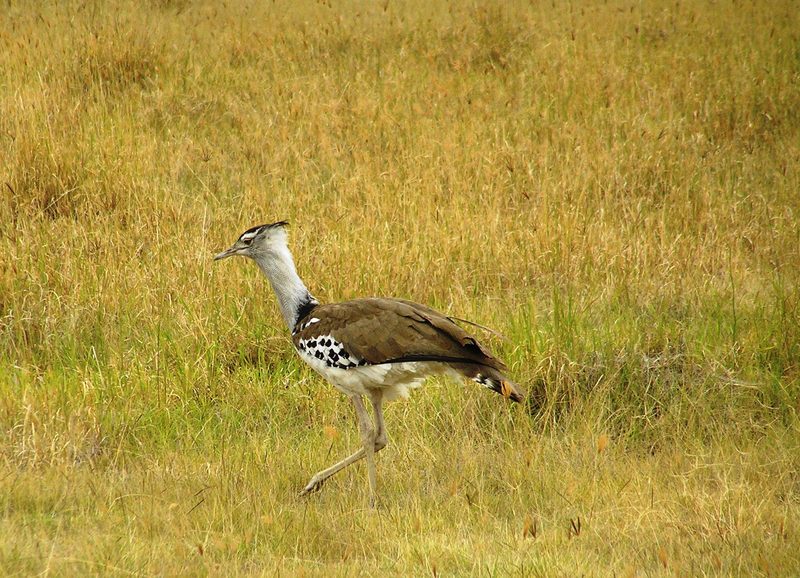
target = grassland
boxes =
[1,0,799,575]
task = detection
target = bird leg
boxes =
[368,390,388,452]
[299,395,378,505]
[299,446,365,497]
[353,395,378,507]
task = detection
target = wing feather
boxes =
[292,298,506,371]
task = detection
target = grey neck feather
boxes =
[251,244,317,330]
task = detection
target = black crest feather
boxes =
[239,220,289,242]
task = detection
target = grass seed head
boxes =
[657,546,668,568]
[523,516,538,539]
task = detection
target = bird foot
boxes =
[299,475,326,497]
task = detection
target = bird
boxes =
[214,221,524,506]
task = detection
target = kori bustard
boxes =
[214,221,524,506]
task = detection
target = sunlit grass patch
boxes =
[0,0,798,574]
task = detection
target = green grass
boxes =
[1,0,799,574]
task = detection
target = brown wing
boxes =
[293,298,506,371]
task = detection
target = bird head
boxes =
[213,220,290,261]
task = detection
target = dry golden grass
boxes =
[1,0,799,575]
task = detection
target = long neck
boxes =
[252,245,318,330]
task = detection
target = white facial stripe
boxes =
[292,316,320,335]
[240,231,258,242]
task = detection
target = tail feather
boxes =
[452,363,525,403]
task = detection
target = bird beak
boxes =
[213,246,236,261]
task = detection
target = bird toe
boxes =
[299,476,326,497]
